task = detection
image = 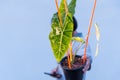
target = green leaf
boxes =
[59,0,67,24]
[59,0,66,14]
[68,0,76,16]
[72,37,85,43]
[49,0,77,62]
[49,13,73,62]
[59,0,77,23]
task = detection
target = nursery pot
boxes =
[60,55,86,80]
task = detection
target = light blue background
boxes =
[0,0,120,80]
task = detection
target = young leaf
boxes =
[72,37,85,43]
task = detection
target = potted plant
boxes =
[49,0,97,80]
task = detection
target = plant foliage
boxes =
[49,0,76,62]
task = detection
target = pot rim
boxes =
[60,55,86,71]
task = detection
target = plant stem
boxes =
[69,42,73,62]
[72,43,83,64]
[67,50,71,69]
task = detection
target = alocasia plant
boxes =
[49,0,76,62]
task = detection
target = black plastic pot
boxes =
[60,55,85,80]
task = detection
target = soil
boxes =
[61,56,84,69]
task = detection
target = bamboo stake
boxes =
[83,0,97,63]
[54,0,63,27]
[64,0,68,16]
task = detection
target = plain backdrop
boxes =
[0,0,120,80]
